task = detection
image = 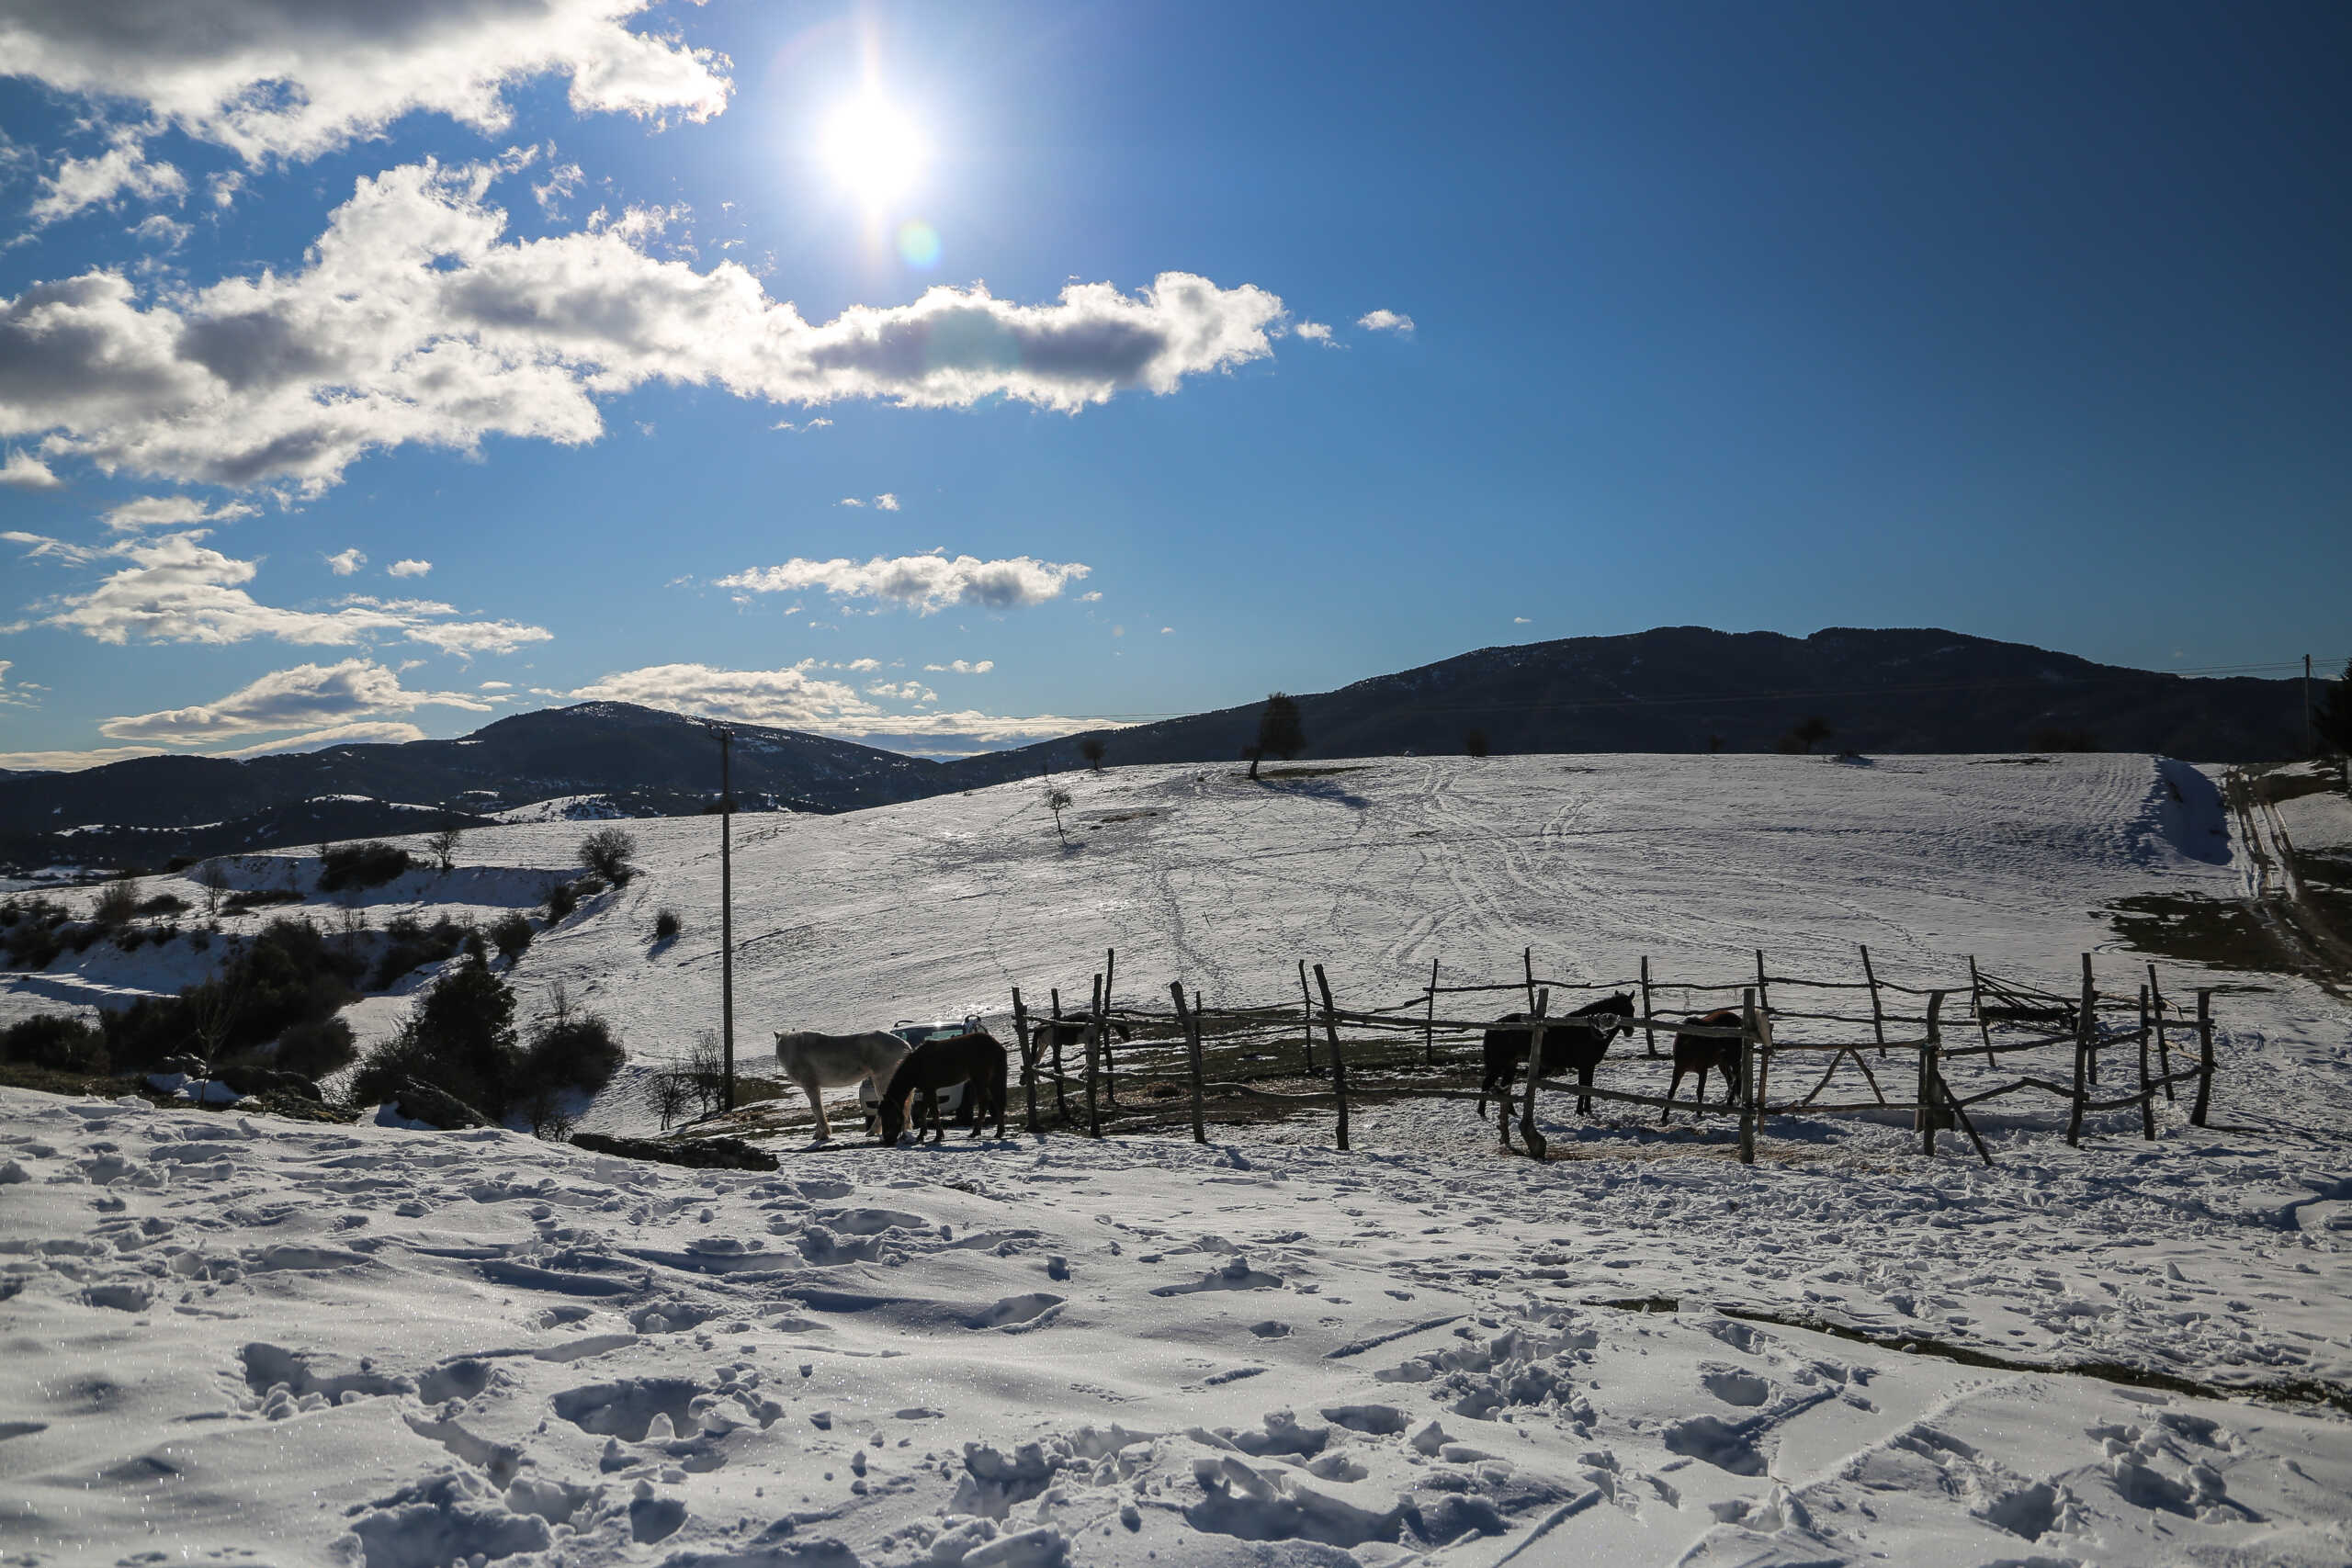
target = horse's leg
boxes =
[1577,1064,1594,1116]
[1663,1064,1682,1124]
[803,1077,831,1142]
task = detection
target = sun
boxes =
[820,94,926,205]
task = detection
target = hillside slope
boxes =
[947,626,2303,784]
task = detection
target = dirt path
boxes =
[2224,766,2352,998]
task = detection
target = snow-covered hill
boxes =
[5,753,2349,1566]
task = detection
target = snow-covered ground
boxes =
[5,753,2350,1566]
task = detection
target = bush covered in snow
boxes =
[369,913,477,990]
[350,957,623,1127]
[489,911,535,962]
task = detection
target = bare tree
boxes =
[1079,737,1106,773]
[196,861,232,919]
[1044,785,1073,845]
[1464,728,1489,759]
[425,825,465,873]
[579,827,639,886]
[1780,716,1833,755]
[648,1071,692,1131]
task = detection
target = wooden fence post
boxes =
[1920,994,1939,1158]
[1049,987,1068,1122]
[2191,988,2214,1127]
[1102,947,1117,1106]
[1171,982,1205,1145]
[1424,957,1440,1068]
[1084,973,1102,1138]
[1737,987,1758,1166]
[1860,944,1887,1058]
[2065,957,2092,1146]
[2080,953,2098,1088]
[1313,964,1349,1152]
[1296,960,1316,1075]
[2148,964,2175,1103]
[1517,989,1551,1161]
[1968,955,1996,1056]
[1640,955,1658,1057]
[1522,947,1537,1014]
[1924,992,1991,1166]
[1012,987,1038,1134]
[2135,985,2156,1139]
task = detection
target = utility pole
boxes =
[2307,654,2315,758]
[716,724,735,1112]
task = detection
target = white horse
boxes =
[774,1031,911,1141]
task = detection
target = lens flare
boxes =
[896,220,941,268]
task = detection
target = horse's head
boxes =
[1603,994,1637,1039]
[875,1090,911,1145]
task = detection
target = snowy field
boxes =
[5,753,2352,1566]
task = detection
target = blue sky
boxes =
[1,0,2346,768]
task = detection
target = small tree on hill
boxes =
[1044,785,1073,845]
[579,827,638,887]
[1249,693,1304,780]
[1079,737,1106,773]
[1464,728,1489,759]
[425,825,465,873]
[1780,716,1833,755]
[196,861,232,919]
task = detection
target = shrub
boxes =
[165,855,198,873]
[101,917,365,1074]
[1779,716,1833,755]
[578,828,638,887]
[0,1013,109,1073]
[489,912,535,963]
[138,893,189,917]
[1080,737,1106,773]
[273,1014,357,1078]
[320,840,412,892]
[92,879,141,928]
[514,987,625,1103]
[424,826,465,873]
[544,880,579,921]
[369,913,474,990]
[653,908,681,942]
[348,952,517,1114]
[1464,728,1489,759]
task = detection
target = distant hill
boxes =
[0,626,2306,869]
[0,704,943,867]
[941,626,2305,785]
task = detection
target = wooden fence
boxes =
[996,946,2220,1166]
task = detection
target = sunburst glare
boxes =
[819,93,926,206]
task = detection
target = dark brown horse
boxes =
[877,1032,1008,1145]
[1662,1009,1742,1122]
[1478,994,1636,1117]
[1027,1018,1133,1055]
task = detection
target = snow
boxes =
[4,753,2350,1565]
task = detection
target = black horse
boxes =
[1027,1018,1133,1055]
[1661,1009,1742,1122]
[1477,993,1636,1117]
[877,1032,1009,1145]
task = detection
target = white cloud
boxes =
[0,659,34,708]
[533,160,584,216]
[40,532,550,655]
[0,1,730,166]
[480,679,512,690]
[1513,615,1531,625]
[1078,591,1102,603]
[220,721,429,756]
[28,129,187,225]
[568,661,1094,744]
[0,160,1289,493]
[873,492,900,511]
[0,742,165,772]
[326,547,366,575]
[718,553,1089,615]
[1357,309,1416,333]
[98,657,489,743]
[837,497,864,508]
[840,657,882,672]
[865,680,936,703]
[103,494,258,530]
[1291,321,1336,344]
[388,558,433,577]
[2,529,100,565]
[0,450,62,489]
[922,659,994,674]
[130,214,190,250]
[1159,626,1172,634]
